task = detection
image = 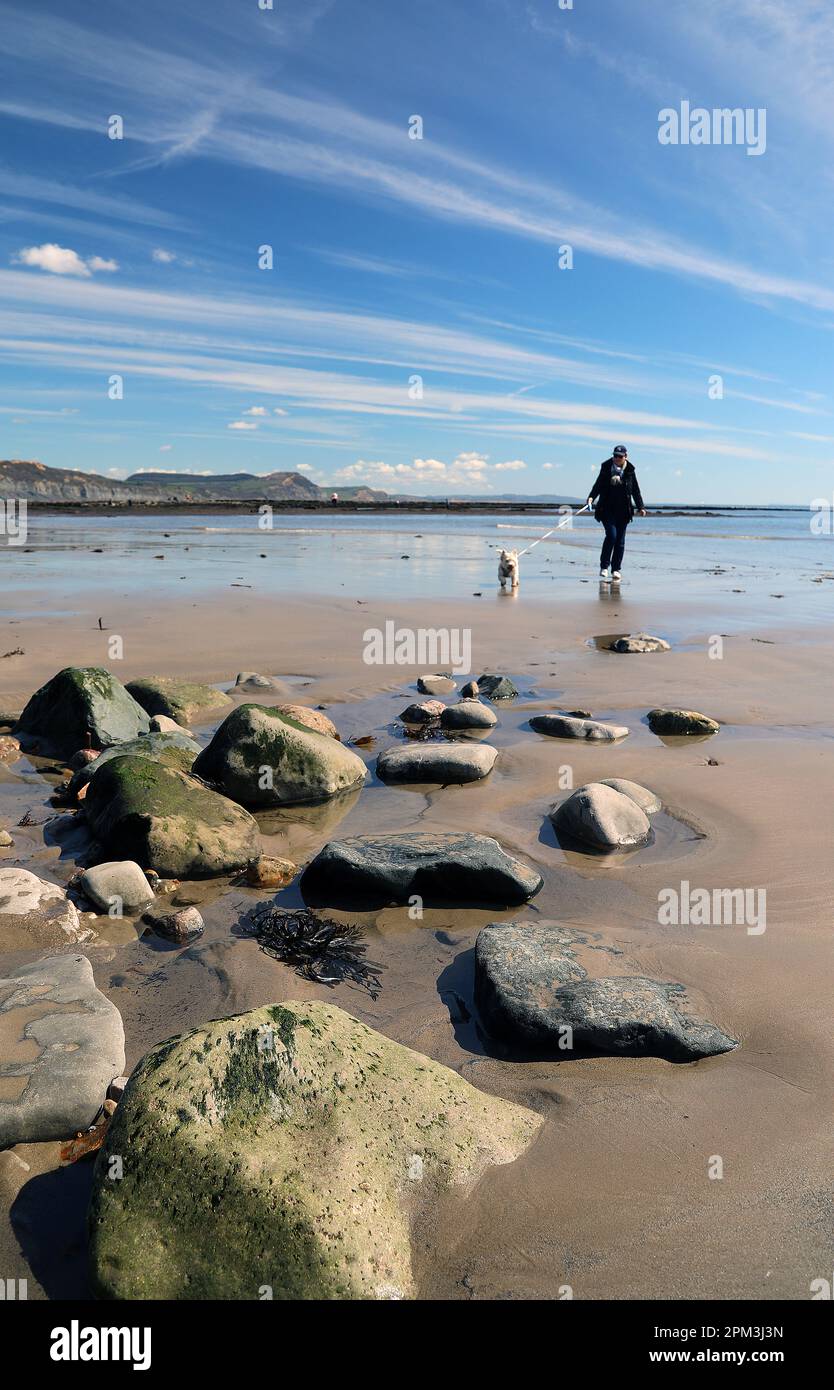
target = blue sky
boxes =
[0,0,831,502]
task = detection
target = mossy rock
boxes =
[125,677,232,725]
[68,731,201,797]
[83,754,259,877]
[14,667,150,758]
[647,707,720,736]
[193,704,366,807]
[88,1001,542,1300]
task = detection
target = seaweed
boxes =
[249,906,382,998]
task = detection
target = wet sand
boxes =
[1,582,832,1300]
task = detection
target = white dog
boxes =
[498,548,519,590]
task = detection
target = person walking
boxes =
[588,445,646,583]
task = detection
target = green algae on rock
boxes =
[125,676,232,725]
[647,708,720,736]
[68,729,201,797]
[88,1001,542,1300]
[193,703,367,807]
[14,666,150,758]
[83,754,259,877]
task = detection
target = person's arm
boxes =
[587,467,604,507]
[631,469,645,514]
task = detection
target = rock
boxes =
[67,730,202,797]
[460,681,479,698]
[192,704,366,807]
[611,633,670,654]
[88,1001,541,1300]
[440,700,497,730]
[550,782,654,850]
[79,861,155,914]
[0,866,85,947]
[0,734,21,761]
[245,855,297,888]
[417,674,456,696]
[68,746,100,771]
[103,1098,118,1119]
[234,671,277,690]
[477,674,519,700]
[149,714,190,734]
[399,700,445,724]
[530,713,628,741]
[143,906,204,943]
[83,755,260,878]
[0,954,125,1146]
[597,778,662,814]
[474,922,738,1062]
[125,676,232,725]
[377,743,498,784]
[647,708,720,736]
[301,832,543,906]
[0,830,12,848]
[108,1075,128,1102]
[269,704,339,739]
[14,667,150,758]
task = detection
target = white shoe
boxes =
[599,568,610,581]
[611,571,622,582]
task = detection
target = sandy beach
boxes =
[1,549,832,1301]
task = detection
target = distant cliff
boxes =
[0,460,384,504]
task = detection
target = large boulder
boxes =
[301,832,542,906]
[550,781,656,850]
[475,922,738,1062]
[125,676,232,725]
[192,704,366,807]
[83,755,259,878]
[648,708,720,736]
[68,730,201,797]
[14,667,150,758]
[530,714,628,741]
[0,954,125,1146]
[440,700,497,730]
[88,1001,541,1300]
[376,743,497,784]
[611,633,670,654]
[0,866,86,948]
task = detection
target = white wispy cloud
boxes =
[11,243,118,277]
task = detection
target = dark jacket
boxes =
[589,458,644,523]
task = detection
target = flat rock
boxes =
[597,777,662,814]
[88,1001,541,1299]
[0,954,125,1145]
[399,700,445,724]
[14,666,150,758]
[125,676,232,725]
[648,707,720,736]
[550,781,653,850]
[83,755,260,878]
[143,906,204,943]
[235,671,278,690]
[611,633,670,653]
[68,730,201,797]
[475,922,738,1061]
[79,861,155,914]
[269,704,339,739]
[376,743,498,784]
[477,674,519,700]
[193,705,366,807]
[0,866,85,947]
[417,674,456,696]
[440,699,497,730]
[301,832,542,906]
[530,713,628,741]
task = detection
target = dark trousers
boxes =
[600,518,628,571]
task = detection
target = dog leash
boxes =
[504,501,592,558]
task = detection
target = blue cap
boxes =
[613,444,628,456]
